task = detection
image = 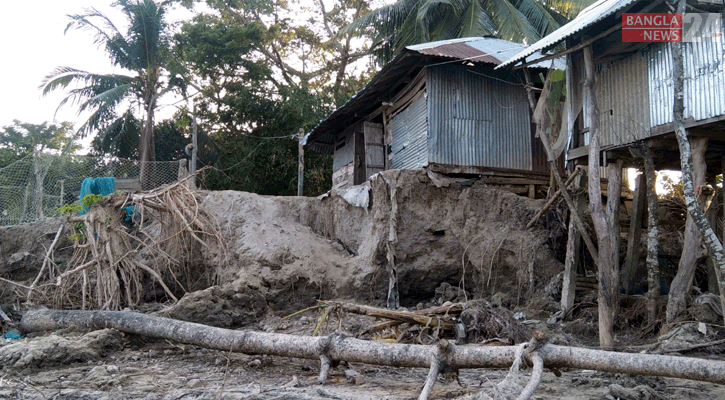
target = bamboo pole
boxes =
[298,128,305,196]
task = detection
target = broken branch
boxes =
[526,167,582,229]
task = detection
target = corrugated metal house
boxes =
[500,0,725,171]
[302,37,565,188]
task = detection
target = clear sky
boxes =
[0,1,123,128]
[0,1,199,131]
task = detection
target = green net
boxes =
[0,152,184,226]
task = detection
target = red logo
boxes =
[623,13,683,42]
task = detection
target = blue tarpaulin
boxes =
[79,177,116,214]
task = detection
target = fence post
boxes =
[297,128,304,196]
[33,151,44,219]
[190,100,198,190]
[59,180,65,208]
[178,159,189,181]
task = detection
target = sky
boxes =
[0,1,199,131]
[0,1,124,129]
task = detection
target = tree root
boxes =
[20,309,725,400]
[32,176,226,310]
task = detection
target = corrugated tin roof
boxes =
[302,37,563,150]
[408,37,565,68]
[498,0,641,69]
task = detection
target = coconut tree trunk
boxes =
[139,103,157,190]
[583,45,621,349]
[642,142,660,326]
[670,0,725,328]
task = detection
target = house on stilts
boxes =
[500,0,725,309]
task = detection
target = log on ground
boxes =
[20,309,725,385]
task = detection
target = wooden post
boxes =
[190,99,198,189]
[584,44,621,349]
[707,190,719,295]
[33,151,44,219]
[297,128,305,196]
[561,168,586,318]
[622,172,646,295]
[642,142,660,325]
[22,183,30,222]
[177,159,189,181]
[668,136,708,322]
[58,180,65,208]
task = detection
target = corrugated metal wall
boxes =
[427,65,532,171]
[595,53,651,148]
[391,93,429,169]
[648,39,725,127]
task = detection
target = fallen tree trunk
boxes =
[20,309,725,390]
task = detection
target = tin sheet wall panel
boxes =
[648,38,725,128]
[595,53,651,148]
[391,93,428,169]
[428,65,532,170]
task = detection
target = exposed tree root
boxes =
[20,309,725,400]
[31,176,226,310]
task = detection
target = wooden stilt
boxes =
[561,169,586,318]
[668,136,708,322]
[623,172,646,295]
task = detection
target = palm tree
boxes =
[41,0,176,187]
[343,0,594,62]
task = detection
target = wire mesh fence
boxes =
[0,152,185,226]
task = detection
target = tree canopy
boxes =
[0,120,78,168]
[343,0,594,62]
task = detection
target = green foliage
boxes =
[0,120,78,168]
[58,202,83,216]
[172,0,379,195]
[344,0,595,63]
[80,194,105,210]
[91,115,190,161]
[67,232,86,244]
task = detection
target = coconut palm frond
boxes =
[394,1,427,47]
[416,0,459,39]
[339,0,419,38]
[40,67,133,97]
[80,83,134,113]
[540,0,595,19]
[65,8,124,46]
[457,0,496,38]
[516,0,563,38]
[483,0,540,43]
[122,0,170,71]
